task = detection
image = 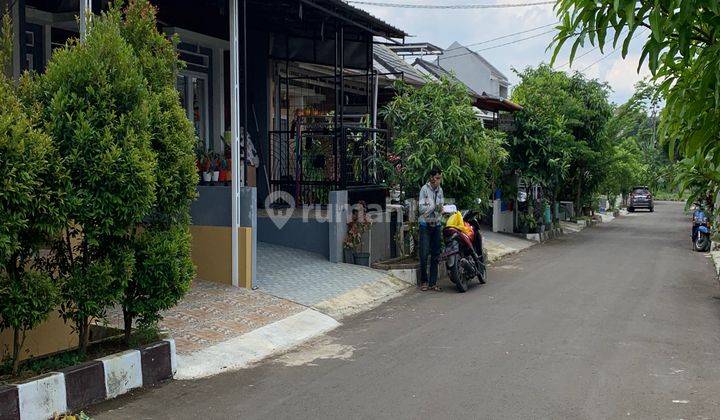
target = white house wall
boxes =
[439,42,500,98]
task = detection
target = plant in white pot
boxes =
[200,152,212,183]
[211,152,221,183]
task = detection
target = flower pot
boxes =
[218,170,227,183]
[353,252,370,266]
[212,171,220,182]
[343,248,354,264]
[202,171,212,183]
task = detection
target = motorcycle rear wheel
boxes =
[451,259,469,293]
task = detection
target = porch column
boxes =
[79,0,91,40]
[230,0,240,286]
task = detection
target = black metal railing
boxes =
[268,120,389,206]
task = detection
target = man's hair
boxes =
[428,167,442,177]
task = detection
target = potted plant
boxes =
[219,157,229,184]
[200,152,212,183]
[519,212,538,234]
[211,153,221,183]
[343,202,373,265]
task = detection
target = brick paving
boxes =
[106,280,305,355]
[106,243,392,355]
[163,281,304,354]
[255,242,390,306]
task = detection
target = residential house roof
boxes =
[413,58,521,112]
[293,0,407,39]
[374,44,426,86]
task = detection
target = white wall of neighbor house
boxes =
[493,199,514,233]
[439,42,495,96]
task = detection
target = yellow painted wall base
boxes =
[189,225,253,288]
[0,311,77,363]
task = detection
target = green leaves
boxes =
[381,76,503,209]
[510,64,613,205]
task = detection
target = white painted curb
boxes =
[17,373,66,420]
[99,349,142,398]
[164,338,178,377]
[175,308,340,380]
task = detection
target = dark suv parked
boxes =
[628,186,653,212]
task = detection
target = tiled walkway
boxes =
[256,242,390,306]
[106,281,305,355]
[160,281,304,354]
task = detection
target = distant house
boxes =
[412,56,521,130]
[438,41,510,99]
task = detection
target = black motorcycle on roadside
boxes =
[440,208,487,293]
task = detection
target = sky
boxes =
[351,1,651,104]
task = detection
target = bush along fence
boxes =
[0,0,195,383]
[0,339,176,420]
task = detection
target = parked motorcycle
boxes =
[441,207,487,293]
[692,209,711,252]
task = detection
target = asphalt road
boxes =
[92,201,720,419]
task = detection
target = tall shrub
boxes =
[35,10,156,352]
[118,0,196,341]
[382,76,506,209]
[0,70,67,372]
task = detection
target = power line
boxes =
[554,46,599,69]
[450,22,558,50]
[578,29,648,72]
[346,0,555,9]
[439,29,557,60]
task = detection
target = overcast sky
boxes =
[352,1,651,104]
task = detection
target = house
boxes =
[439,41,510,99]
[2,0,407,361]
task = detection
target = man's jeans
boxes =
[419,223,441,287]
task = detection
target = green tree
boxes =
[604,80,673,194]
[509,65,613,214]
[0,66,67,373]
[598,138,647,208]
[33,10,156,352]
[551,0,720,203]
[117,0,196,342]
[381,76,507,209]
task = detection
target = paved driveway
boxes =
[255,242,390,306]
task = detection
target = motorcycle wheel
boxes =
[447,255,458,285]
[477,250,487,284]
[452,258,469,293]
[695,236,710,252]
[477,260,487,284]
[694,235,710,252]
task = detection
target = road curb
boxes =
[174,308,340,380]
[312,275,412,320]
[0,339,175,420]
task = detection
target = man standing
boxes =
[418,168,444,291]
